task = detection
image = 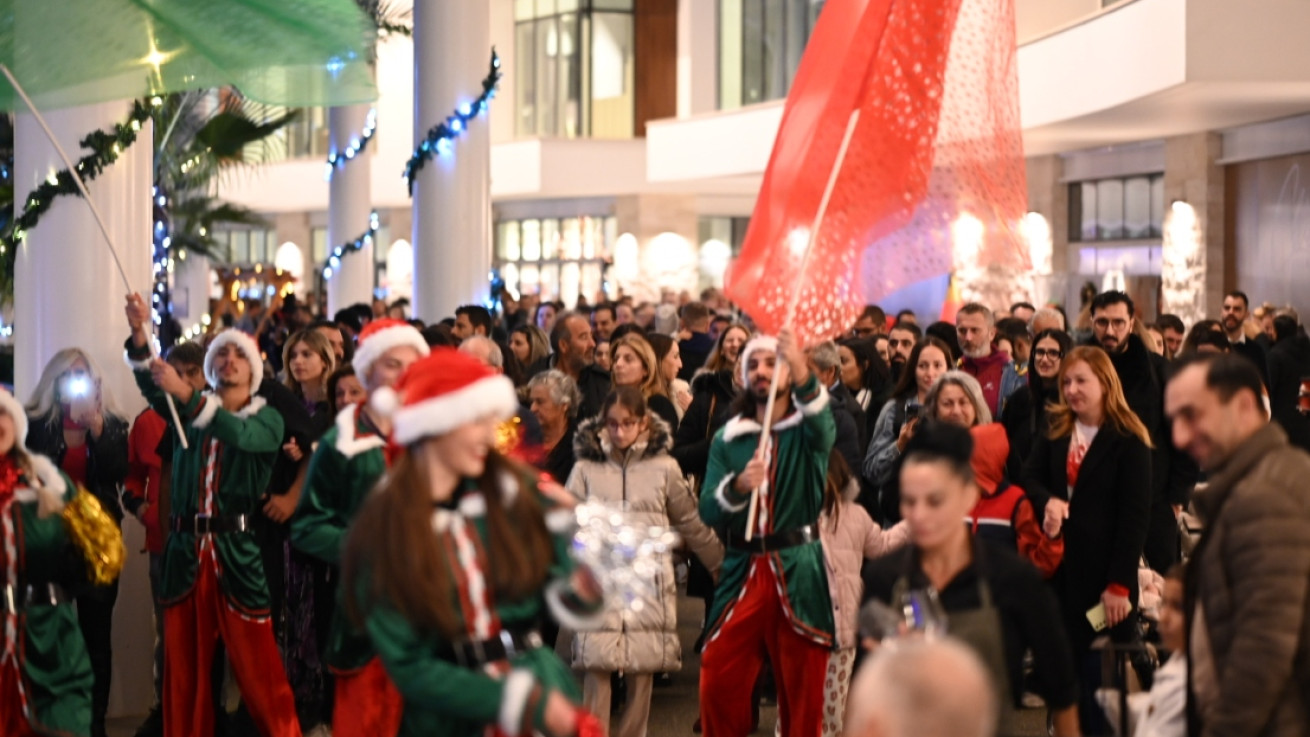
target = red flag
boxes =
[726,0,1028,344]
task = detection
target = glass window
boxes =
[498,221,522,260]
[542,218,560,260]
[1096,179,1125,240]
[721,0,826,109]
[311,228,327,263]
[516,2,633,139]
[1150,175,1165,238]
[522,220,542,261]
[1124,177,1151,239]
[1069,173,1165,242]
[515,23,537,137]
[231,231,250,263]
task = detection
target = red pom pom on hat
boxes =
[387,348,519,446]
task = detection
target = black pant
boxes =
[77,580,120,735]
[1143,495,1179,573]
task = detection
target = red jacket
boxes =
[966,424,1062,578]
[124,408,167,554]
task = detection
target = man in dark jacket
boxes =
[678,302,717,381]
[1090,291,1197,572]
[1220,291,1270,387]
[528,311,611,420]
[808,341,867,473]
[1265,314,1310,453]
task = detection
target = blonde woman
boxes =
[24,348,129,737]
[1022,346,1153,735]
[610,334,680,432]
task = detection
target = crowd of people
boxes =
[2,282,1308,737]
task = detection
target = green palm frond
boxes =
[168,195,269,260]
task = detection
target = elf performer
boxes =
[0,388,125,737]
[341,349,605,737]
[291,318,429,737]
[699,329,836,737]
[124,293,300,737]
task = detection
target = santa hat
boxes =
[352,319,431,379]
[739,335,779,387]
[204,329,264,389]
[0,387,28,448]
[371,348,518,446]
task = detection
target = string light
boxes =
[324,107,378,180]
[321,211,380,281]
[1,98,153,255]
[403,49,502,195]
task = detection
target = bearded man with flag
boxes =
[698,330,835,737]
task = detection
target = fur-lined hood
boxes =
[573,412,673,464]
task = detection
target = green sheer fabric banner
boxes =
[0,0,377,109]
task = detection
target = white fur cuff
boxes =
[498,669,537,736]
[544,578,604,632]
[714,473,747,513]
[123,350,153,372]
[796,383,830,417]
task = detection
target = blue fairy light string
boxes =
[402,49,501,195]
[324,107,378,180]
[321,211,380,280]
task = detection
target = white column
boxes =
[326,103,375,315]
[412,0,493,323]
[13,100,154,718]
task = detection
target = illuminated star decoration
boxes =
[402,49,502,195]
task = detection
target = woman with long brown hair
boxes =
[1022,345,1153,735]
[342,349,603,737]
[610,334,680,432]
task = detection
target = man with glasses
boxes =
[851,305,888,339]
[1089,291,1196,573]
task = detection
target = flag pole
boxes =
[744,109,862,541]
[1,65,189,449]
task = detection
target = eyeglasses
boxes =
[1033,348,1064,360]
[605,419,641,431]
[1093,317,1130,330]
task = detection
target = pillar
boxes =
[614,194,699,304]
[411,0,492,323]
[326,103,375,315]
[1025,153,1071,309]
[14,100,154,717]
[1163,132,1226,319]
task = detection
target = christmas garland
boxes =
[2,98,156,252]
[324,107,378,180]
[321,211,380,280]
[403,49,501,195]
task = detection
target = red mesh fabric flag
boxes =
[726,0,1028,344]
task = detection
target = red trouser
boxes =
[332,657,403,737]
[163,553,301,737]
[699,561,830,737]
[0,660,38,737]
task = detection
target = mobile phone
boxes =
[904,404,920,421]
[62,376,90,398]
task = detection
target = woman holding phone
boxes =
[861,337,953,523]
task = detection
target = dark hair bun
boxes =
[903,420,973,466]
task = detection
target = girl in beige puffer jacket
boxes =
[565,387,724,737]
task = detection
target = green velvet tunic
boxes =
[354,478,601,737]
[291,404,386,672]
[4,459,92,737]
[128,343,284,615]
[699,374,838,648]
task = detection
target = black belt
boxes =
[438,629,544,669]
[726,524,818,554]
[2,582,70,612]
[171,514,251,534]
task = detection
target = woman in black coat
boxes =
[1000,329,1072,480]
[1021,345,1152,735]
